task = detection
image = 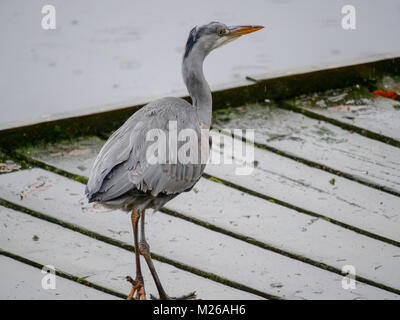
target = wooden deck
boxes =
[1,76,400,300]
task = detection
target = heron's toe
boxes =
[126,275,146,300]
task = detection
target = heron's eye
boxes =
[218,29,226,36]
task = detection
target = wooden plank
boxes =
[288,85,400,143]
[214,103,400,195]
[0,205,259,300]
[20,135,400,243]
[23,141,400,291]
[3,166,400,292]
[20,136,103,176]
[169,178,400,291]
[209,133,400,243]
[0,255,119,300]
[0,169,398,299]
[5,164,400,293]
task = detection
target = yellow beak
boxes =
[228,25,264,37]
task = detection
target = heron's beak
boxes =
[228,25,264,38]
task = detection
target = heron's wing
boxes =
[86,97,210,202]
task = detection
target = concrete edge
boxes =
[1,54,399,148]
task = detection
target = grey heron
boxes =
[85,22,263,300]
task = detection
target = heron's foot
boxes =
[150,291,197,300]
[126,275,146,300]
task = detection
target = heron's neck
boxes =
[182,53,212,128]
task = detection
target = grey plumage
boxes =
[86,22,235,212]
[85,21,263,300]
[86,97,209,211]
[86,22,263,213]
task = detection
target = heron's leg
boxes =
[126,208,146,300]
[139,209,168,299]
[139,210,196,300]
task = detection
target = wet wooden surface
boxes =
[1,81,400,299]
[18,133,400,245]
[214,103,400,194]
[207,135,400,243]
[2,168,400,299]
[0,255,119,300]
[289,85,400,143]
[0,206,257,300]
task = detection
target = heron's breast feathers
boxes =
[86,97,209,202]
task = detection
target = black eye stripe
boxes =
[184,27,199,58]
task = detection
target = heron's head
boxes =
[184,22,264,60]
